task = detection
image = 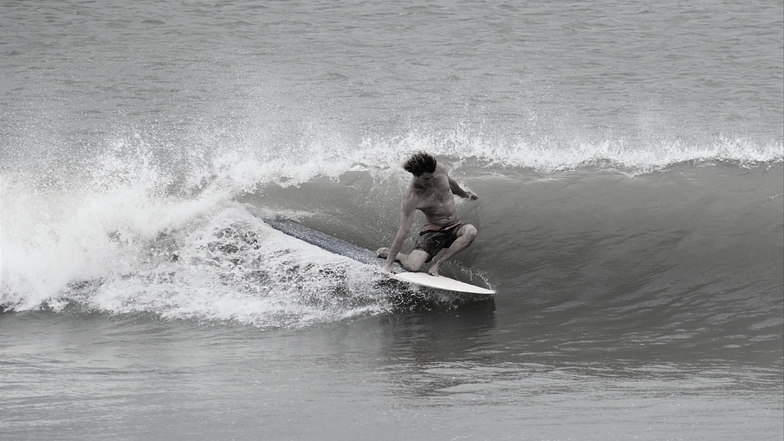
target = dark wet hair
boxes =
[403,152,437,176]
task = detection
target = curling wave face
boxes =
[1,121,781,334]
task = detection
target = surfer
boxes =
[377,152,479,276]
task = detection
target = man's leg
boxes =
[376,248,429,272]
[428,224,478,276]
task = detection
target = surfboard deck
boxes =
[391,272,495,295]
[260,216,495,295]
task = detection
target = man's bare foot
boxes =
[428,262,441,276]
[376,247,390,258]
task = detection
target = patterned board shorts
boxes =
[414,223,464,262]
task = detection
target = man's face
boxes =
[415,172,435,187]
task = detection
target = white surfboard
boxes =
[259,216,495,295]
[392,271,495,295]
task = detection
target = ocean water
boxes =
[1,1,782,440]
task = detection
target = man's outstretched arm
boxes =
[448,177,478,200]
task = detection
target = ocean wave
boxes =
[2,124,781,330]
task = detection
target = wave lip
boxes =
[373,131,784,175]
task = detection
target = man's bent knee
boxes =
[461,224,478,242]
[404,250,429,272]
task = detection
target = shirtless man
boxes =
[377,152,479,276]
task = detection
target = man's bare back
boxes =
[378,153,478,276]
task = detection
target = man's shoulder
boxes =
[401,186,421,211]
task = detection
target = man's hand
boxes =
[466,191,478,200]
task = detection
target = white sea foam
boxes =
[1,174,389,327]
[362,130,783,175]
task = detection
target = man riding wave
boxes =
[377,152,479,276]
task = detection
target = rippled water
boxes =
[2,0,782,439]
